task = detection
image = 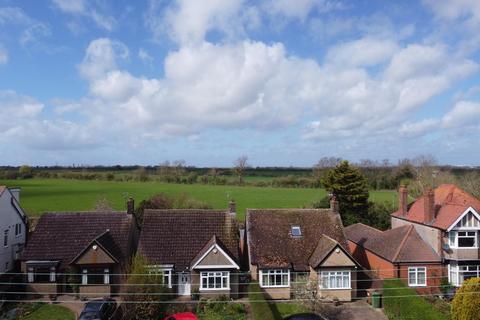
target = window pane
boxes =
[408,271,416,285]
[459,237,475,247]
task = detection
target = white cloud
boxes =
[399,119,439,137]
[424,0,480,24]
[264,0,345,21]
[51,0,116,31]
[442,101,480,128]
[78,38,129,79]
[325,37,399,67]
[146,0,245,44]
[0,6,51,46]
[138,48,154,65]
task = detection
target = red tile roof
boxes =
[391,184,480,230]
[345,223,441,263]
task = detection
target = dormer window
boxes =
[291,226,302,237]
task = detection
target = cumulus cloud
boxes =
[424,0,480,24]
[0,90,98,150]
[442,101,480,128]
[138,48,154,65]
[264,0,345,21]
[146,0,246,44]
[51,0,116,31]
[78,38,129,79]
[325,37,399,67]
[0,6,51,46]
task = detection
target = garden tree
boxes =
[451,278,480,320]
[135,166,148,182]
[121,254,171,320]
[233,155,248,184]
[18,165,33,179]
[458,172,480,199]
[323,160,369,225]
[135,193,212,227]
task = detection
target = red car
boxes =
[162,312,199,320]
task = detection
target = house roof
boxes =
[391,184,480,230]
[345,223,441,263]
[70,230,121,264]
[247,209,351,271]
[137,210,239,272]
[21,212,133,269]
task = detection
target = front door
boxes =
[178,273,191,296]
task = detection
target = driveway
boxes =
[320,300,388,320]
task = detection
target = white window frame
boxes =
[49,267,56,282]
[320,270,351,290]
[3,230,8,247]
[449,263,480,287]
[457,231,478,248]
[147,267,173,289]
[27,267,34,283]
[200,271,230,291]
[82,269,88,285]
[259,269,290,288]
[408,267,427,287]
[103,268,110,285]
[15,224,22,237]
[291,226,302,237]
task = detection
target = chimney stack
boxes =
[330,195,339,215]
[423,189,435,222]
[399,185,408,216]
[228,200,236,217]
[127,197,134,215]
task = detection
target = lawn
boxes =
[20,304,75,320]
[0,179,397,221]
[383,279,449,320]
[271,302,310,318]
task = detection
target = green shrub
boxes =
[248,282,275,320]
[196,297,246,320]
[383,279,448,320]
[452,278,480,320]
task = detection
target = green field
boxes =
[0,179,397,221]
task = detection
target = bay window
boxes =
[449,263,480,286]
[448,231,478,248]
[408,267,426,287]
[200,271,229,290]
[320,270,351,289]
[260,269,290,288]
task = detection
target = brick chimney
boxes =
[399,185,408,216]
[127,197,134,215]
[330,196,339,215]
[228,200,236,216]
[423,189,435,222]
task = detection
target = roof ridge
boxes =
[392,225,413,262]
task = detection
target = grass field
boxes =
[0,179,397,221]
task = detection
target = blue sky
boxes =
[0,0,480,167]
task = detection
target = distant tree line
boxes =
[1,156,480,198]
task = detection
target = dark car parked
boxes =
[78,298,117,320]
[284,313,327,320]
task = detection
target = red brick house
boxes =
[391,184,480,287]
[346,223,442,293]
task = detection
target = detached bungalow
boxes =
[20,207,138,298]
[246,199,359,301]
[137,204,241,299]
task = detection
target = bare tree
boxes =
[233,156,248,184]
[458,172,480,199]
